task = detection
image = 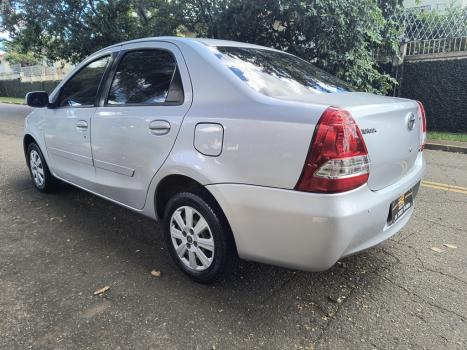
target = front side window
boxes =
[58,56,110,107]
[107,50,179,105]
[214,46,354,98]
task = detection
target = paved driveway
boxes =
[0,103,466,349]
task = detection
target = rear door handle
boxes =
[76,120,88,129]
[149,120,171,135]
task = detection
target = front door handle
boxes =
[149,120,171,135]
[76,120,88,129]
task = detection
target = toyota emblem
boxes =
[407,112,416,131]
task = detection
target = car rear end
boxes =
[207,95,426,271]
[200,43,426,271]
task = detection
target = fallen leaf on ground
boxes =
[93,286,110,295]
[327,295,343,304]
[431,247,445,253]
[443,243,457,249]
[150,270,161,277]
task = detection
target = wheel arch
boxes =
[23,133,54,177]
[23,133,46,168]
[154,174,238,253]
[23,133,37,157]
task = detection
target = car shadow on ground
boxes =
[5,174,394,345]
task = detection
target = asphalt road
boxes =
[1,103,466,350]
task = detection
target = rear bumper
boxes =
[206,154,425,271]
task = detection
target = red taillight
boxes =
[417,101,427,151]
[295,107,370,193]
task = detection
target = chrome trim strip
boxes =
[94,159,135,177]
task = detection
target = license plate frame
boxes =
[387,188,414,226]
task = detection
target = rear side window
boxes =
[214,47,353,98]
[58,56,110,107]
[107,49,182,105]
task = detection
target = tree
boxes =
[181,0,402,93]
[0,0,182,63]
[2,41,41,66]
[1,0,402,93]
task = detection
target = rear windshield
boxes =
[214,46,353,98]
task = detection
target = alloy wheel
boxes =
[169,205,215,271]
[29,149,45,188]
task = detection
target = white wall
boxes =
[404,0,467,10]
[0,56,12,74]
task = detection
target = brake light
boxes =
[295,107,370,193]
[417,101,427,151]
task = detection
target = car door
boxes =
[91,42,192,209]
[44,54,113,190]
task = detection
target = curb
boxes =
[425,142,467,154]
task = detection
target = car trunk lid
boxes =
[336,94,421,191]
[279,92,422,191]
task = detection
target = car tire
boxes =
[27,142,59,192]
[164,191,235,283]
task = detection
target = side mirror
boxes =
[26,91,49,108]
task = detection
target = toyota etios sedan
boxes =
[24,37,426,283]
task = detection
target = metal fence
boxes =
[0,64,72,82]
[395,8,467,41]
[392,7,467,58]
[405,35,467,56]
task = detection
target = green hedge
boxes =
[400,58,467,132]
[0,79,60,99]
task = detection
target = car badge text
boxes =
[360,128,377,135]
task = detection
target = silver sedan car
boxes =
[24,37,426,283]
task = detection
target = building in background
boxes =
[404,0,467,11]
[0,51,73,82]
[0,52,12,74]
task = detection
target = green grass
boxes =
[0,96,25,105]
[428,131,467,143]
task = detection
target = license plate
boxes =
[387,188,414,226]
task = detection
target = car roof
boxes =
[97,36,275,53]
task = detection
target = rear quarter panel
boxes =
[148,40,328,190]
[152,99,325,189]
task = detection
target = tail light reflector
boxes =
[417,101,427,151]
[295,107,370,193]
